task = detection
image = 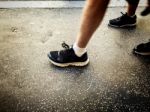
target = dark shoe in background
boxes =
[141,7,150,16]
[109,12,137,28]
[133,41,150,56]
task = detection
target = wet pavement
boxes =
[0,8,150,112]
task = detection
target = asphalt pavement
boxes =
[0,8,150,112]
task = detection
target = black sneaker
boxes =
[47,42,89,67]
[141,7,150,16]
[108,12,137,28]
[133,41,150,56]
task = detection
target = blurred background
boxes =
[0,0,147,8]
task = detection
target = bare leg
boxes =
[148,0,150,6]
[76,0,110,48]
[127,0,140,16]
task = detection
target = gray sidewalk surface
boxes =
[0,8,150,112]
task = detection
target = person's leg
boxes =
[108,0,139,28]
[127,0,140,16]
[75,0,110,48]
[141,0,150,16]
[48,0,110,67]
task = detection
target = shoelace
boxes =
[62,42,70,49]
[121,12,125,16]
[59,42,72,56]
[117,12,126,20]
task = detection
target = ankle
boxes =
[73,43,87,57]
[127,13,136,17]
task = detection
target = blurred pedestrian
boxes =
[109,0,150,28]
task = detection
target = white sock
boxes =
[73,43,87,57]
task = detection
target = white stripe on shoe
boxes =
[134,51,150,56]
[108,23,137,28]
[49,58,90,67]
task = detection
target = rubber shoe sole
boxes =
[108,23,136,28]
[134,51,150,56]
[49,58,90,67]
